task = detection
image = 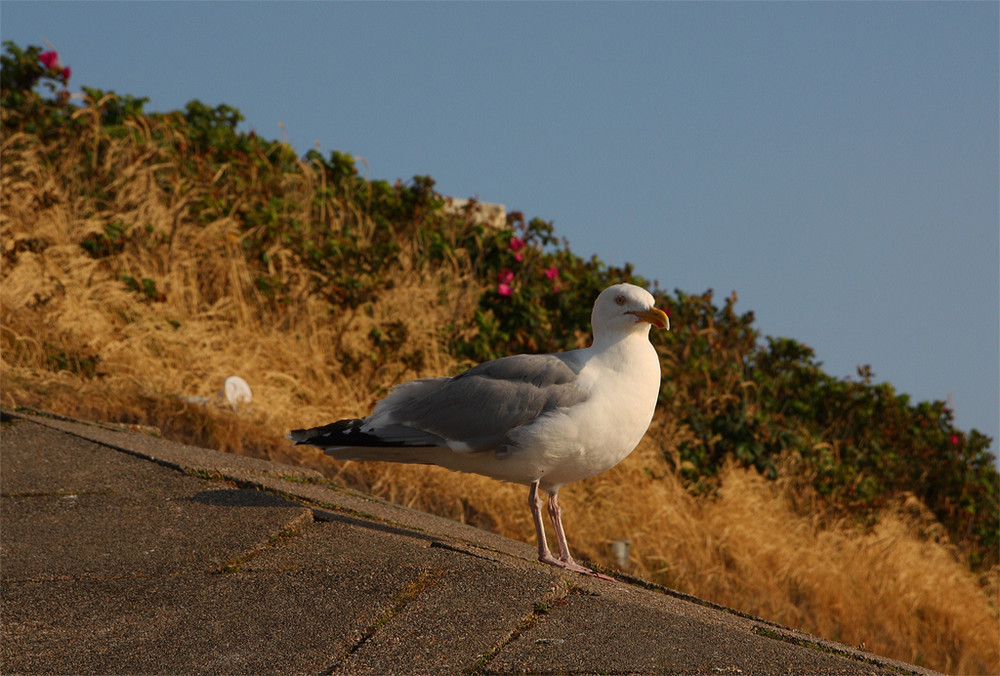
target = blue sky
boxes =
[4,2,997,450]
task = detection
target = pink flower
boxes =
[39,51,59,69]
[543,267,558,281]
[61,66,71,83]
[509,237,525,251]
[497,268,515,296]
[950,434,959,446]
[514,252,523,262]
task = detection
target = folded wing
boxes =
[290,353,589,456]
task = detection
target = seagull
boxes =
[288,283,669,579]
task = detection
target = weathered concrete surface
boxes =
[1,409,940,675]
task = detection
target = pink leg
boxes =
[529,480,559,566]
[529,483,614,581]
[546,491,578,564]
[547,491,614,580]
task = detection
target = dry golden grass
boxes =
[2,121,997,675]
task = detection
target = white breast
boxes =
[514,334,662,492]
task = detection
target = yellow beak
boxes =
[632,307,670,330]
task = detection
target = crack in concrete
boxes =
[323,567,449,675]
[211,509,314,574]
[463,578,572,675]
[751,625,921,676]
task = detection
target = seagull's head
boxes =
[591,283,670,340]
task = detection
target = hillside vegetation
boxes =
[2,43,997,674]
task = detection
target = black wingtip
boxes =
[287,418,363,445]
[288,418,415,448]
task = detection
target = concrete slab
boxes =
[486,591,901,675]
[332,559,562,676]
[1,421,312,581]
[247,473,543,563]
[2,573,384,675]
[255,514,565,675]
[6,410,324,482]
[1,420,194,496]
[0,409,942,676]
[1,489,312,580]
[9,409,542,564]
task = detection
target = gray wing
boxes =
[377,353,589,451]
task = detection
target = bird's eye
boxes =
[615,296,626,306]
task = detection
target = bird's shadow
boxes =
[312,507,442,545]
[185,488,442,545]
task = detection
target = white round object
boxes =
[222,376,252,407]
